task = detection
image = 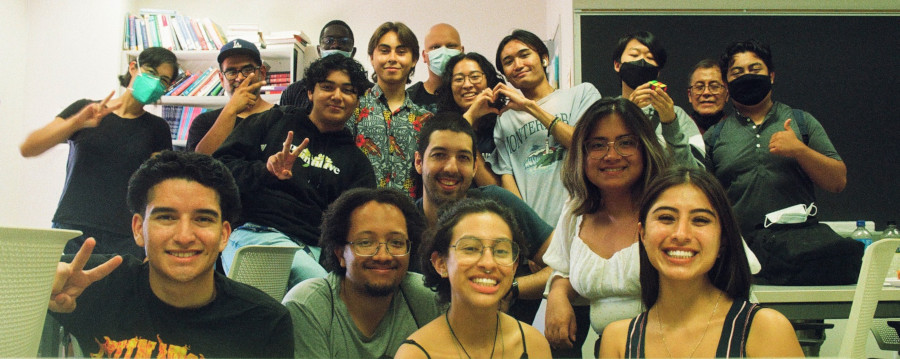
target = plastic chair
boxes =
[0,226,81,358]
[227,245,299,301]
[871,319,900,351]
[838,238,900,358]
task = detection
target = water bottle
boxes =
[850,220,873,250]
[884,221,900,279]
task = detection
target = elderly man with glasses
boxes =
[687,58,730,134]
[282,187,441,359]
[187,39,274,154]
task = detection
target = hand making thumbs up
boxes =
[769,118,805,158]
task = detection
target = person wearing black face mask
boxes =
[704,39,847,236]
[687,59,730,134]
[612,31,705,169]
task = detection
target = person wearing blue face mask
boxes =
[612,31,705,170]
[406,23,463,112]
[19,47,177,258]
[280,20,373,110]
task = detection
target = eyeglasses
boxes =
[223,65,260,80]
[689,83,726,95]
[451,71,485,86]
[450,236,519,266]
[321,36,352,47]
[585,136,640,159]
[347,238,410,257]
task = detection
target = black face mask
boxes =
[691,110,725,132]
[618,59,659,89]
[728,74,772,106]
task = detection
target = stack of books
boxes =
[123,9,228,51]
[165,67,224,97]
[262,71,291,94]
[163,105,208,141]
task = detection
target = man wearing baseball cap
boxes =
[187,38,275,154]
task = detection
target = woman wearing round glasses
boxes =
[543,97,671,354]
[396,198,551,359]
[599,167,802,358]
[612,31,704,168]
[435,52,508,186]
[20,47,177,258]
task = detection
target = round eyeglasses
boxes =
[450,236,519,266]
[585,136,640,159]
[451,71,485,86]
[347,238,410,257]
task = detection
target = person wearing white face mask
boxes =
[19,47,177,259]
[407,23,463,112]
[280,20,373,110]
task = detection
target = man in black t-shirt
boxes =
[49,151,293,358]
[186,39,275,154]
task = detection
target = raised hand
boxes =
[493,83,533,114]
[267,131,309,180]
[769,118,805,158]
[463,88,501,124]
[73,91,121,129]
[629,83,676,123]
[49,238,122,313]
[223,73,266,114]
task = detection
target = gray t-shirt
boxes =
[282,272,441,359]
[488,83,602,224]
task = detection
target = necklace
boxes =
[656,291,723,358]
[446,310,499,359]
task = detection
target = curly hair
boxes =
[419,198,529,304]
[301,54,370,96]
[319,187,426,276]
[127,151,240,223]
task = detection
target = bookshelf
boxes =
[123,44,308,147]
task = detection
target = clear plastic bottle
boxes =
[883,221,900,279]
[850,220,873,250]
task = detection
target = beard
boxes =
[363,282,398,297]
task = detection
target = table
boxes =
[752,284,900,320]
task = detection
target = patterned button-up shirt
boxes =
[350,84,433,197]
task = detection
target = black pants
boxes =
[549,305,591,359]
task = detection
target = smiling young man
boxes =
[282,187,440,359]
[187,39,275,154]
[687,58,730,133]
[413,113,554,324]
[490,29,601,225]
[48,151,292,358]
[280,20,374,110]
[351,22,434,197]
[213,55,376,287]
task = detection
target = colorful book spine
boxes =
[129,15,137,50]
[189,18,209,51]
[169,73,198,96]
[188,69,218,96]
[181,67,213,96]
[202,18,225,49]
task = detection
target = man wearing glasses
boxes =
[282,187,441,359]
[281,20,373,110]
[213,55,376,288]
[413,113,553,324]
[687,58,730,134]
[187,39,274,154]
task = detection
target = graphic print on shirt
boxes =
[505,113,570,171]
[92,335,202,358]
[291,144,342,175]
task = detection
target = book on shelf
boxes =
[168,73,198,96]
[188,69,220,96]
[180,67,213,96]
[123,11,228,51]
[162,105,208,141]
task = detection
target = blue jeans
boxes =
[221,223,327,288]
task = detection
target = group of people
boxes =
[19,15,849,358]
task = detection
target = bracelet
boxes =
[508,277,519,307]
[546,116,561,136]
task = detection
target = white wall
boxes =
[1,0,549,228]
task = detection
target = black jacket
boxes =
[214,106,375,245]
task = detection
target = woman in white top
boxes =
[543,97,671,353]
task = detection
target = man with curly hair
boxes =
[214,55,376,287]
